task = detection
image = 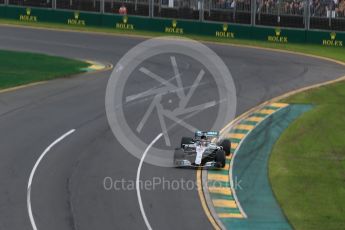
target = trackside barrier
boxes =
[0,5,344,47]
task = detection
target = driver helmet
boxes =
[200,135,207,146]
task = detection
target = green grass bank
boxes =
[270,81,345,230]
[0,49,89,89]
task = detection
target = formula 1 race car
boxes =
[174,131,231,169]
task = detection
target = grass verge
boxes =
[0,18,345,63]
[269,81,345,230]
[0,49,89,89]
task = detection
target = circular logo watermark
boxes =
[106,37,236,167]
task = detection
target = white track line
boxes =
[136,133,163,230]
[27,129,76,230]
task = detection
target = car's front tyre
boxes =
[219,139,231,156]
[215,149,226,168]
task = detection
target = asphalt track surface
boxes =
[0,25,345,230]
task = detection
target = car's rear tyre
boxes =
[219,139,231,156]
[215,149,226,168]
[181,137,194,148]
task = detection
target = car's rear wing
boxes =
[195,131,219,139]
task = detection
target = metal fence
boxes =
[310,0,345,30]
[3,0,345,31]
[104,0,149,15]
[255,0,306,28]
[56,0,100,12]
[8,0,52,7]
[153,0,200,20]
[204,0,251,24]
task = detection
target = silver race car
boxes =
[174,131,231,169]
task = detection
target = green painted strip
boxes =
[207,104,300,224]
[224,105,310,230]
[208,181,230,188]
[251,113,268,118]
[215,207,242,214]
[230,138,241,143]
[264,105,280,110]
[239,120,258,126]
[230,148,236,153]
[209,170,229,175]
[230,129,249,134]
[211,194,235,200]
